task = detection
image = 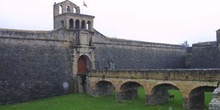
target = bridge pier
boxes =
[116,89,138,100]
[182,91,205,110]
[145,88,169,105]
[183,98,190,109]
[88,81,115,97]
[189,91,205,109]
[77,75,88,93]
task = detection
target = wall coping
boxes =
[93,30,186,50]
[0,28,70,42]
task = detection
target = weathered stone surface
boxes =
[189,90,205,109]
[89,69,220,81]
[89,71,219,110]
[116,89,138,100]
[94,43,186,70]
[1,0,220,108]
[146,88,169,105]
[0,39,73,105]
[190,43,220,68]
[209,87,220,110]
[89,81,115,97]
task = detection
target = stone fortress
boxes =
[0,0,220,109]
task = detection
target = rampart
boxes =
[0,28,72,41]
[0,28,74,105]
[93,30,185,49]
[93,31,186,69]
[2,0,220,108]
[190,42,220,68]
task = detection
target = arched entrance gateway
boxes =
[77,55,91,93]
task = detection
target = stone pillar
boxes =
[209,87,220,110]
[77,76,83,93]
[66,19,69,30]
[89,84,114,97]
[189,91,205,109]
[183,97,190,109]
[90,51,95,70]
[71,50,79,93]
[116,89,138,101]
[72,74,79,93]
[145,88,169,105]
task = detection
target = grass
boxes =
[0,89,213,110]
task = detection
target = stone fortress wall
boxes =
[0,0,220,107]
[0,28,74,105]
[0,25,186,105]
[190,41,220,68]
[93,30,186,69]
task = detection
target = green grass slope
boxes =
[0,89,212,110]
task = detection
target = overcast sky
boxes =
[1,0,220,45]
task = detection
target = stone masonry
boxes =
[0,1,220,110]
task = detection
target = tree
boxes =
[181,41,189,47]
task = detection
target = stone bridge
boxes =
[87,69,220,110]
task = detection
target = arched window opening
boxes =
[66,6,71,13]
[81,20,86,29]
[73,7,77,13]
[105,61,115,70]
[87,21,91,30]
[75,7,80,14]
[61,21,64,27]
[75,20,80,29]
[69,19,74,29]
[59,5,63,14]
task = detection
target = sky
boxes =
[1,0,220,45]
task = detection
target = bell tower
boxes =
[53,0,95,93]
[53,0,94,31]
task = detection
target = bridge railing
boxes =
[89,69,220,81]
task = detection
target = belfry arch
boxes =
[81,20,86,29]
[87,21,91,30]
[59,5,63,14]
[69,19,73,29]
[75,20,80,29]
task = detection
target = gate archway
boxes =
[77,55,91,93]
[78,55,89,74]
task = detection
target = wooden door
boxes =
[78,56,87,74]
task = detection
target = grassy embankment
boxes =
[0,88,212,110]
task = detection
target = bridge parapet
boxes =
[89,69,220,109]
[89,69,220,81]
